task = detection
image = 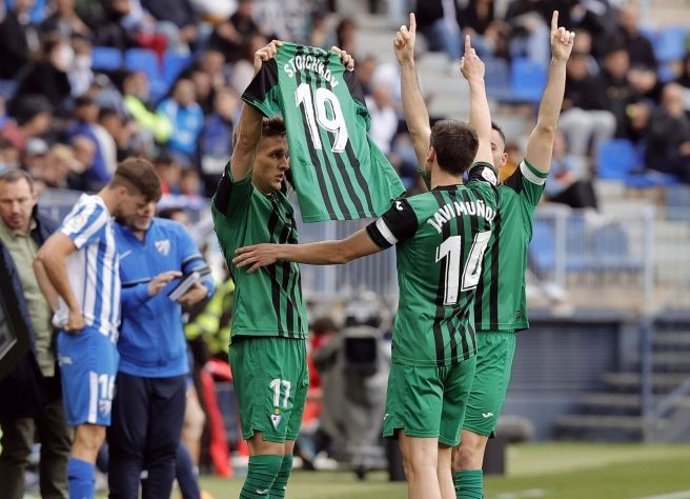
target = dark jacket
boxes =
[0,208,58,418]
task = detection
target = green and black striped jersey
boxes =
[366,166,498,367]
[242,42,405,222]
[212,165,307,339]
[472,159,547,332]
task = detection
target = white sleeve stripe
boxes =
[61,202,96,236]
[520,160,546,186]
[376,218,398,246]
[73,209,109,248]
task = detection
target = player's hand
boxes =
[233,244,280,273]
[460,35,485,83]
[148,270,182,297]
[253,39,283,73]
[177,282,208,307]
[331,46,355,71]
[394,13,417,65]
[64,307,85,334]
[550,11,575,64]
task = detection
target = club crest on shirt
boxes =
[65,212,88,233]
[155,239,171,256]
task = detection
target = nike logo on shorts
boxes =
[482,412,494,418]
[256,489,269,495]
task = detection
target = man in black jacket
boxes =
[0,168,71,499]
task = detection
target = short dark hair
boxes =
[430,120,478,175]
[0,168,34,189]
[262,117,286,138]
[491,121,506,145]
[74,95,95,108]
[109,157,161,202]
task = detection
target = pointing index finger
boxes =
[464,34,472,55]
[409,12,416,33]
[551,10,559,33]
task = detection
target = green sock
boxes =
[240,454,283,499]
[269,454,293,498]
[454,469,484,499]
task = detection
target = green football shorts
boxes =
[463,331,517,437]
[383,357,477,447]
[228,336,308,442]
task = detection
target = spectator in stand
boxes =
[200,87,238,195]
[141,0,199,52]
[153,153,183,195]
[615,2,657,71]
[559,51,616,158]
[230,33,268,96]
[157,78,204,166]
[21,137,50,184]
[676,52,690,111]
[40,0,91,39]
[600,44,647,141]
[335,17,358,57]
[2,95,53,153]
[121,70,173,146]
[98,107,136,161]
[179,168,202,198]
[414,0,461,62]
[209,0,261,64]
[0,137,20,170]
[67,37,95,98]
[0,0,40,79]
[365,79,398,156]
[644,83,690,183]
[457,0,510,59]
[544,130,598,210]
[356,55,378,97]
[69,96,112,190]
[42,143,83,189]
[11,36,73,116]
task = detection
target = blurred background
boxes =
[2,0,690,497]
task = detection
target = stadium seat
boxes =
[162,52,194,87]
[92,46,123,71]
[508,58,547,103]
[653,26,689,63]
[484,57,510,99]
[125,48,162,82]
[597,139,679,188]
[597,139,640,181]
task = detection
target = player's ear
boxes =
[427,146,436,163]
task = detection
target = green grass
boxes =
[187,443,690,499]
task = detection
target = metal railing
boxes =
[529,204,656,304]
[640,282,690,442]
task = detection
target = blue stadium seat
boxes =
[162,52,194,87]
[596,139,678,188]
[653,26,689,63]
[92,46,123,71]
[508,58,547,103]
[484,57,510,99]
[125,48,162,82]
[597,139,640,181]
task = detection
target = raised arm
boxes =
[525,11,575,173]
[461,35,493,166]
[395,13,431,168]
[230,41,283,182]
[232,229,381,272]
[34,233,83,331]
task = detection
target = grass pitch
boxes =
[191,443,690,499]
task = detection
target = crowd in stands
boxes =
[416,0,690,195]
